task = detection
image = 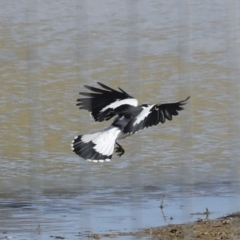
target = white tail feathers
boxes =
[71,126,122,162]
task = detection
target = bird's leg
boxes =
[115,142,125,157]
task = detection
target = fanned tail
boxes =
[71,126,121,162]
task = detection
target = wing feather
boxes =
[123,96,190,134]
[83,85,106,93]
[76,82,138,122]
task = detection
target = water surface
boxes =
[0,0,240,239]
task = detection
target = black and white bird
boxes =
[71,82,189,162]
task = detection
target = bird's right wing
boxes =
[76,82,138,122]
[123,96,190,134]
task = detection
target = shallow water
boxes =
[0,0,240,239]
[0,183,239,239]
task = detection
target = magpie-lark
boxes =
[71,82,189,162]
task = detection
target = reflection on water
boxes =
[0,0,240,239]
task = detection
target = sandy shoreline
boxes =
[87,212,240,239]
[0,212,239,239]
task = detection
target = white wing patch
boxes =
[100,98,138,112]
[133,105,153,126]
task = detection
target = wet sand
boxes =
[88,212,240,239]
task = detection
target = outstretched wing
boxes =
[76,82,138,122]
[123,96,190,134]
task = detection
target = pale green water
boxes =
[0,0,240,239]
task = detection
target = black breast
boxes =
[111,106,142,131]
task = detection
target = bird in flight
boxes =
[71,82,189,162]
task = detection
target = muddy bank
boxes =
[90,212,240,239]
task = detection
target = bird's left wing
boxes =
[77,82,138,122]
[123,96,190,134]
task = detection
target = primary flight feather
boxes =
[72,82,189,162]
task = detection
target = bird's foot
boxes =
[115,142,125,157]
